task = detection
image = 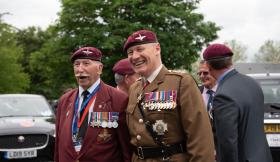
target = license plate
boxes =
[4,149,37,159]
[264,124,280,133]
[266,134,280,147]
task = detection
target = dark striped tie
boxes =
[206,89,214,112]
[77,90,89,140]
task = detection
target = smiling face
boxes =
[198,63,216,89]
[73,59,103,89]
[127,43,161,78]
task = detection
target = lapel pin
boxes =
[66,110,69,117]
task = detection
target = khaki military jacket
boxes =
[127,66,215,162]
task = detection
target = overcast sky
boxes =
[1,0,279,61]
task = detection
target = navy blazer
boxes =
[213,69,272,162]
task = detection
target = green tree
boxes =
[32,0,220,98]
[225,40,247,63]
[16,27,52,71]
[0,17,30,93]
[255,40,280,63]
[15,26,54,94]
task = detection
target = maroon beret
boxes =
[203,43,233,61]
[123,30,158,53]
[71,47,102,63]
[112,58,135,75]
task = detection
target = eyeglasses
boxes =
[197,71,209,76]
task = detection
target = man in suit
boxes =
[198,60,217,114]
[124,29,215,162]
[203,43,273,162]
[54,47,132,162]
[113,58,140,94]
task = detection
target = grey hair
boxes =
[114,73,125,85]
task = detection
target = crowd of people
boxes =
[54,29,272,162]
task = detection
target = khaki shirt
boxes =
[127,66,215,162]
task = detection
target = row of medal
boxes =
[142,90,177,111]
[89,112,119,128]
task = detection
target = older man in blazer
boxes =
[54,47,132,162]
[203,43,272,162]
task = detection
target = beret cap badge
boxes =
[71,47,102,63]
[123,29,158,53]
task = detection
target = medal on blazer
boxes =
[101,112,108,128]
[152,120,168,135]
[96,112,102,127]
[107,112,113,128]
[112,112,119,128]
[90,112,118,128]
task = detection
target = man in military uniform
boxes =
[54,47,132,162]
[113,58,140,94]
[124,29,215,162]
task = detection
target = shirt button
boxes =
[136,135,141,140]
[138,119,144,123]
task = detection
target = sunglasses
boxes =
[197,71,209,76]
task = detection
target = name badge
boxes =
[73,140,82,152]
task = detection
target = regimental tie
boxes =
[77,90,90,140]
[206,89,214,112]
[143,78,150,89]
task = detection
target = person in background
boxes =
[113,58,140,94]
[124,29,215,162]
[197,60,217,116]
[54,46,132,162]
[203,43,273,162]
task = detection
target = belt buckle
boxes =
[137,146,145,160]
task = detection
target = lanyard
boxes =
[78,95,97,127]
[72,84,100,136]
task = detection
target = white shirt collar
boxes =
[78,78,101,97]
[146,64,163,83]
[202,84,217,94]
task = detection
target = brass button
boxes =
[136,135,141,140]
[138,119,144,123]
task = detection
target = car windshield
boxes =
[256,79,280,104]
[0,95,53,117]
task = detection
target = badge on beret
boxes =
[135,34,146,41]
[152,120,168,135]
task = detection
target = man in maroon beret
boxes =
[203,43,272,162]
[113,58,140,94]
[55,46,132,162]
[124,29,215,162]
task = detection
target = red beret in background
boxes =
[203,43,233,61]
[113,58,135,75]
[123,29,158,53]
[71,47,102,63]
